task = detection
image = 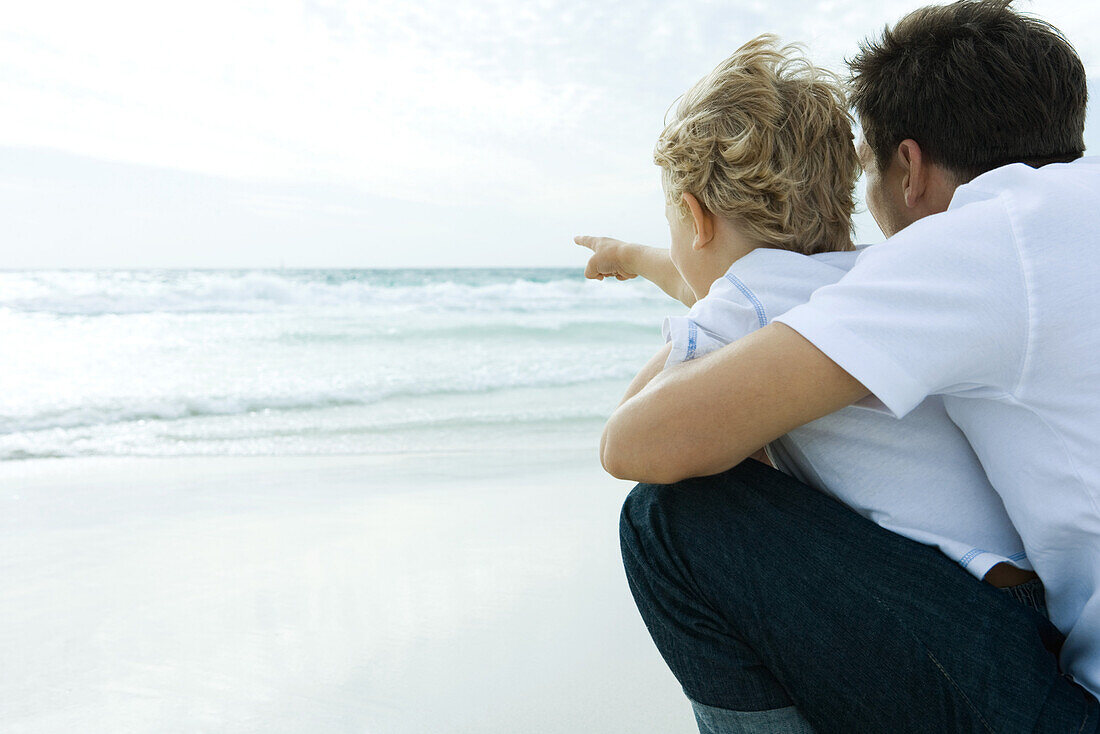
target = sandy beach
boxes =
[0,448,696,733]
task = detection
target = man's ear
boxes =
[681,192,715,249]
[896,139,924,209]
[896,138,958,215]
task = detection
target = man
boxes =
[605,1,1100,731]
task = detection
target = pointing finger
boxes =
[574,235,595,251]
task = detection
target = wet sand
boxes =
[0,450,695,733]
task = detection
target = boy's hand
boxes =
[574,235,638,281]
[575,236,695,306]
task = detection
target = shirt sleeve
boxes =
[663,278,768,369]
[773,197,1029,418]
[662,316,729,366]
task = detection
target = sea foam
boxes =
[0,269,659,315]
[1,268,678,458]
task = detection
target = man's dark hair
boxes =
[849,0,1087,182]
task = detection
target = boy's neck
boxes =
[687,222,764,300]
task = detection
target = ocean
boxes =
[0,268,679,461]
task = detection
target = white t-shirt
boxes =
[663,247,1028,581]
[774,157,1100,696]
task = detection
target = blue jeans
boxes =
[619,459,1100,733]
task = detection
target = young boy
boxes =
[577,35,1033,593]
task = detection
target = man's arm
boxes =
[575,236,696,306]
[600,322,869,484]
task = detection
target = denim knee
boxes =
[616,470,799,713]
[618,480,711,579]
[618,481,661,582]
[618,463,764,562]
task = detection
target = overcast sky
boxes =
[2,0,1099,269]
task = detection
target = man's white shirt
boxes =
[775,157,1100,696]
[663,247,1028,582]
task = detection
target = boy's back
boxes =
[663,247,1027,579]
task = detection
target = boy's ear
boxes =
[681,192,714,249]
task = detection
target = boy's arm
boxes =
[619,343,674,406]
[575,236,696,307]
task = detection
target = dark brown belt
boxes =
[984,562,1039,588]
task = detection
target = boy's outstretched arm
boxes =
[575,235,696,307]
[600,323,869,484]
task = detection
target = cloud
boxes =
[1,0,1098,265]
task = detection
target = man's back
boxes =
[776,157,1100,692]
[946,159,1100,692]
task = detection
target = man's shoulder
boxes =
[952,156,1100,212]
[877,184,1015,263]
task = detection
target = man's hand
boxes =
[600,323,870,484]
[574,235,639,281]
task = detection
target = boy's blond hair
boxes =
[655,35,859,255]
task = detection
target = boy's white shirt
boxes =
[771,156,1100,695]
[662,246,1029,583]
